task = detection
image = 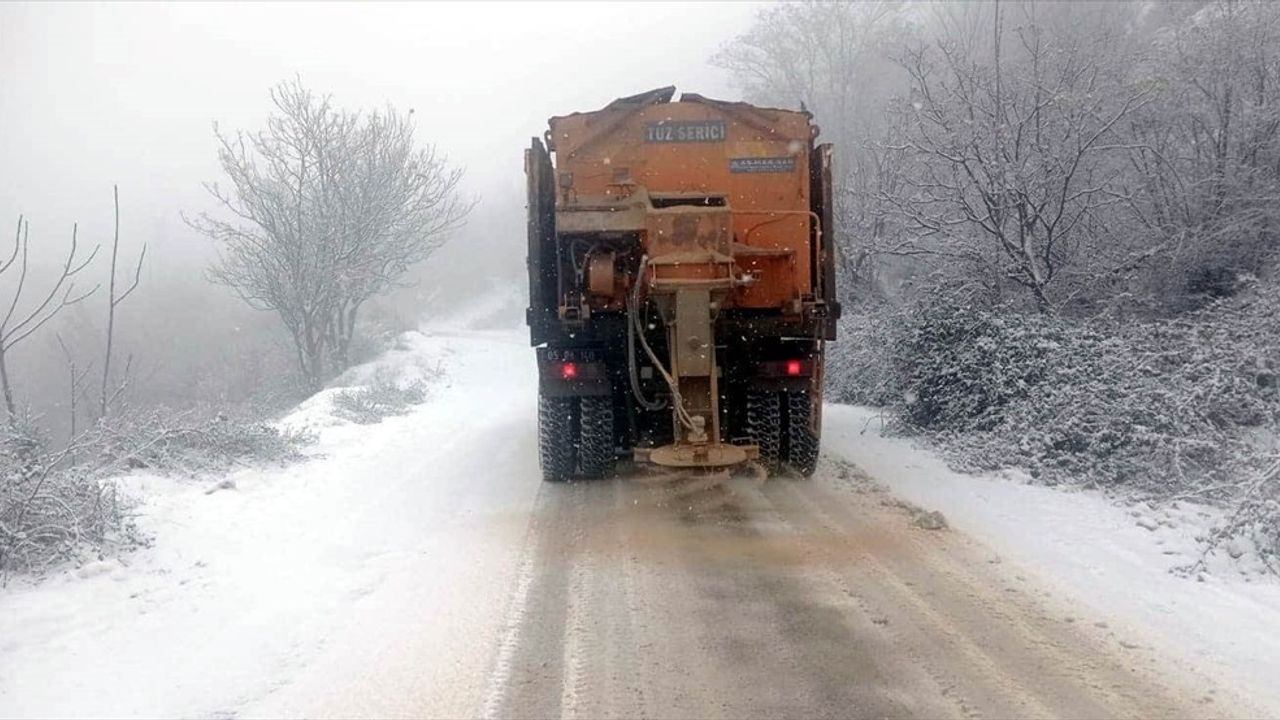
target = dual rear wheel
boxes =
[538,387,819,482]
[537,394,615,482]
[744,388,820,477]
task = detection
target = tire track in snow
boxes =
[768,476,1038,719]
[478,486,546,720]
[558,486,594,719]
[770,466,1215,719]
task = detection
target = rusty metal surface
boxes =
[586,252,616,297]
[672,287,713,378]
[646,443,753,469]
[550,94,814,312]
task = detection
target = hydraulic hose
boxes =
[627,292,666,412]
[628,256,695,431]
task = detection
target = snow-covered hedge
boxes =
[830,282,1280,567]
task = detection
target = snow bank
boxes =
[0,328,541,719]
[823,404,1280,713]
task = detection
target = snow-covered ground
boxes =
[0,325,544,719]
[2,322,1279,717]
[824,404,1280,713]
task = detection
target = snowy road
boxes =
[0,327,1267,718]
[474,455,1233,720]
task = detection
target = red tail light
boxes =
[786,360,803,376]
[560,362,578,380]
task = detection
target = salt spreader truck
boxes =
[525,87,839,481]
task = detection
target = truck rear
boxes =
[525,86,839,480]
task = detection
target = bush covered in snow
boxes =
[832,281,1280,569]
[90,408,312,477]
[1,419,127,578]
[0,408,312,578]
[331,372,427,425]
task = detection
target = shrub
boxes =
[1,407,313,578]
[90,408,313,477]
[1,419,127,578]
[331,372,427,425]
[891,300,1076,432]
[829,280,1280,566]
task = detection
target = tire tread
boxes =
[538,395,576,482]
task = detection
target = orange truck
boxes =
[525,87,839,481]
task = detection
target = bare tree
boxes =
[879,5,1154,312]
[54,333,93,462]
[100,186,146,419]
[0,218,99,423]
[1126,0,1280,303]
[322,111,471,368]
[188,78,471,387]
[713,1,909,154]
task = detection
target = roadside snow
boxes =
[0,327,541,719]
[823,404,1280,714]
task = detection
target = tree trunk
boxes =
[0,347,16,423]
[287,314,329,390]
[101,192,120,420]
[1031,283,1052,315]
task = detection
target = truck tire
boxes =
[745,389,781,473]
[784,389,820,477]
[538,395,576,482]
[578,396,615,479]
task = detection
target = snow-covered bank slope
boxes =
[823,404,1280,714]
[0,329,541,719]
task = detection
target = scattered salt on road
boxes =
[824,404,1280,714]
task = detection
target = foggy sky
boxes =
[0,2,762,304]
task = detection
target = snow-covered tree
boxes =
[881,3,1153,313]
[189,78,471,386]
[1128,0,1280,304]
